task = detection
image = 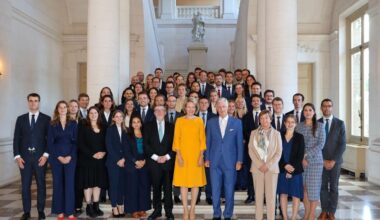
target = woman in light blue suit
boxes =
[204,98,244,220]
[105,110,127,217]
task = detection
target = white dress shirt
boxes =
[103,111,111,122]
[151,120,171,161]
[323,115,333,133]
[117,125,122,142]
[219,115,229,138]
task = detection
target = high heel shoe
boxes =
[68,216,76,220]
[112,208,120,218]
[57,214,64,220]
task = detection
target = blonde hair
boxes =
[235,97,247,115]
[183,97,199,115]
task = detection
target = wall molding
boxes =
[11,6,62,42]
[157,18,237,28]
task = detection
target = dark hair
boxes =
[251,94,262,102]
[303,103,317,137]
[85,106,103,131]
[207,71,216,76]
[264,89,275,97]
[272,97,283,104]
[284,114,297,123]
[51,100,71,126]
[173,72,180,77]
[152,76,160,82]
[100,94,116,111]
[191,81,201,92]
[199,70,208,76]
[252,82,262,88]
[234,84,246,98]
[27,93,40,101]
[77,93,89,101]
[154,68,163,74]
[186,72,196,88]
[259,110,272,121]
[148,87,159,96]
[123,99,135,115]
[188,91,199,98]
[321,98,333,107]
[194,67,202,72]
[138,91,149,98]
[246,74,256,82]
[293,93,305,102]
[98,87,114,104]
[128,115,143,138]
[218,68,226,74]
[242,68,251,75]
[121,88,135,104]
[166,81,175,88]
[225,71,234,77]
[199,96,209,102]
[234,69,242,74]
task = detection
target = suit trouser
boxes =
[51,160,76,215]
[20,154,46,213]
[107,166,125,207]
[320,163,341,214]
[210,162,237,218]
[243,145,254,197]
[150,166,173,212]
[74,164,84,209]
[252,172,278,220]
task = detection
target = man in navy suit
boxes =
[260,89,275,113]
[214,74,229,99]
[136,92,155,124]
[197,97,217,204]
[224,72,235,99]
[285,93,305,123]
[154,67,166,92]
[199,70,214,98]
[205,98,243,220]
[318,99,346,220]
[271,97,286,133]
[13,93,51,220]
[77,93,89,120]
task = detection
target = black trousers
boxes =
[150,166,173,212]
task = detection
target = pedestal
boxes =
[187,42,208,73]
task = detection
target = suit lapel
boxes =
[216,118,223,139]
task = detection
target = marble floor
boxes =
[0,171,379,219]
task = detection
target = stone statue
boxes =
[192,12,205,42]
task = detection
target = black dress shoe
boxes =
[148,210,162,220]
[174,196,181,204]
[38,211,46,220]
[225,218,231,220]
[74,208,83,217]
[206,198,213,205]
[85,204,96,218]
[244,196,254,204]
[212,217,221,220]
[20,212,30,220]
[93,202,104,216]
[166,212,175,220]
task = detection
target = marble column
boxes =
[256,0,266,87]
[87,0,120,105]
[160,0,176,19]
[222,0,237,19]
[264,0,297,111]
[119,0,130,99]
[367,0,380,185]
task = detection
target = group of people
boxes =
[13,67,346,220]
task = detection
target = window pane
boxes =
[364,14,370,43]
[351,17,362,48]
[351,52,362,136]
[364,48,369,137]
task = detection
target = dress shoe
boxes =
[20,213,30,220]
[38,211,46,220]
[85,204,97,218]
[132,212,140,218]
[212,217,221,220]
[318,211,328,220]
[244,196,254,204]
[74,208,83,217]
[57,214,64,220]
[174,196,181,204]
[225,218,231,220]
[93,202,104,216]
[206,198,213,205]
[166,212,175,220]
[139,211,147,217]
[148,210,162,220]
[328,213,336,220]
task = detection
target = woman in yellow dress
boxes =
[173,98,207,220]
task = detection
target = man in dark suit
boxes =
[197,97,217,204]
[154,67,166,92]
[318,99,346,220]
[285,93,305,123]
[78,93,89,120]
[199,70,214,98]
[214,74,229,99]
[260,89,275,113]
[224,72,235,99]
[13,93,51,220]
[136,91,155,124]
[152,77,166,96]
[271,97,286,133]
[241,94,261,204]
[144,106,175,220]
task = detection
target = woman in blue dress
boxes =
[47,100,78,220]
[295,103,326,220]
[123,115,151,218]
[277,114,305,220]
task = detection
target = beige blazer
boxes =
[248,127,282,174]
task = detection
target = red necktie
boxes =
[218,89,221,97]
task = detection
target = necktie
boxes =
[254,112,259,127]
[202,112,206,125]
[31,114,36,129]
[202,84,205,95]
[296,111,299,123]
[268,106,272,112]
[82,109,87,118]
[218,89,221,97]
[158,121,164,142]
[325,119,329,139]
[170,112,174,124]
[276,116,281,131]
[227,86,231,95]
[141,108,146,122]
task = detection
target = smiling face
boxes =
[58,102,68,116]
[89,108,99,122]
[102,97,113,111]
[113,112,124,126]
[28,96,40,112]
[131,117,142,130]
[303,105,315,120]
[259,112,272,129]
[185,101,196,116]
[284,116,296,130]
[69,101,78,115]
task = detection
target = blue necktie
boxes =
[158,121,164,142]
[325,119,329,141]
[31,114,36,130]
[254,112,259,127]
[202,113,206,125]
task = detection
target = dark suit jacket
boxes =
[165,111,184,124]
[136,106,155,124]
[279,132,305,175]
[13,113,51,160]
[271,114,286,133]
[100,111,113,131]
[318,117,346,164]
[123,135,146,173]
[199,83,214,98]
[242,111,260,143]
[215,86,231,100]
[285,110,305,122]
[197,111,217,128]
[105,124,127,167]
[143,121,175,171]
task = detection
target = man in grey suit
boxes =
[318,99,346,220]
